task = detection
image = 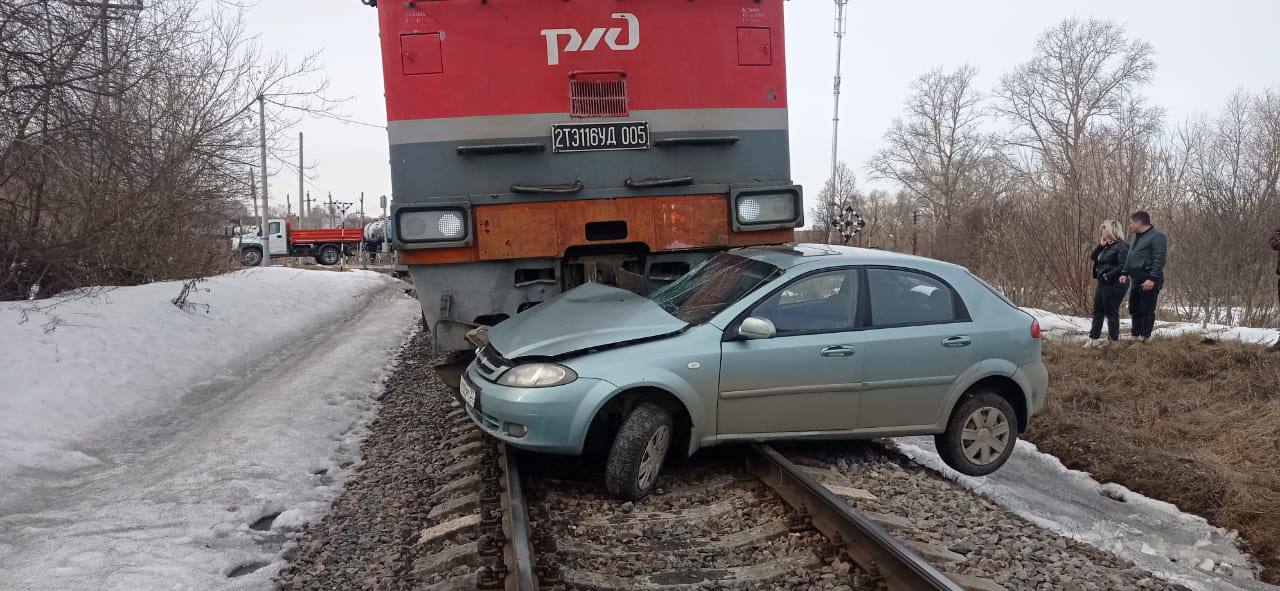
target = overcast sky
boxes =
[240,0,1280,218]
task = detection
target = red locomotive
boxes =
[368,0,802,356]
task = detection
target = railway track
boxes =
[415,396,998,590]
[487,440,1001,591]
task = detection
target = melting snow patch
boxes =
[891,437,1273,591]
[271,507,312,532]
[0,268,421,590]
[1023,307,1278,346]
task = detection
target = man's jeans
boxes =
[1128,277,1163,338]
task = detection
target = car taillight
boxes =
[1030,319,1041,340]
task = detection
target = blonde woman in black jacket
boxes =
[1085,220,1130,347]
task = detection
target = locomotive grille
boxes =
[569,72,628,118]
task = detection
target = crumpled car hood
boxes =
[487,282,687,359]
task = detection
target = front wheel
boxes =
[935,390,1017,476]
[240,248,262,266]
[604,403,674,501]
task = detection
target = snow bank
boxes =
[892,437,1274,591]
[1024,307,1278,346]
[0,268,421,590]
[0,268,401,479]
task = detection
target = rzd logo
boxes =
[541,13,639,66]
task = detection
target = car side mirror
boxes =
[738,316,776,340]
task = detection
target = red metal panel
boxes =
[378,1,787,121]
[401,33,443,75]
[736,27,772,66]
[290,228,364,244]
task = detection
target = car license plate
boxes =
[552,121,649,153]
[460,377,477,408]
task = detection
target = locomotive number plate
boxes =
[552,121,649,153]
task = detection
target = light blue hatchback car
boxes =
[459,244,1048,499]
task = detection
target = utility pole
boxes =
[258,94,271,267]
[911,210,919,255]
[297,132,305,228]
[830,0,849,180]
[359,192,367,270]
[71,0,144,96]
[249,168,258,219]
[380,194,389,255]
[326,192,334,228]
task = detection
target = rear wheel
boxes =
[935,390,1017,476]
[604,403,673,501]
[240,247,262,266]
[317,245,340,266]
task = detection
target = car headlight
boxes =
[396,208,469,243]
[497,363,578,388]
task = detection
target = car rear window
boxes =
[867,268,965,327]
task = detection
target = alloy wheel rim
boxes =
[961,407,1010,465]
[636,425,670,490]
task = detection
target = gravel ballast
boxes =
[274,330,482,590]
[786,442,1190,591]
[526,449,871,590]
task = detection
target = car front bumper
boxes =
[461,363,615,455]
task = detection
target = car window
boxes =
[752,270,857,334]
[867,268,960,327]
[268,221,282,234]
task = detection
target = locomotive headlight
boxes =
[395,207,470,244]
[730,186,803,232]
[735,193,797,225]
[436,212,465,238]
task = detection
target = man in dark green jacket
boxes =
[1119,211,1168,341]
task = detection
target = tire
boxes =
[935,390,1018,477]
[240,247,262,266]
[317,245,340,266]
[604,403,674,501]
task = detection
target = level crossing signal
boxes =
[832,201,867,245]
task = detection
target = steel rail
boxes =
[497,442,539,591]
[747,443,964,591]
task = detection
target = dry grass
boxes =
[1025,335,1280,583]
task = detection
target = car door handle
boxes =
[819,345,856,358]
[942,336,972,348]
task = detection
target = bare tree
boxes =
[0,1,333,300]
[994,18,1157,313]
[867,65,993,264]
[1165,91,1280,325]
